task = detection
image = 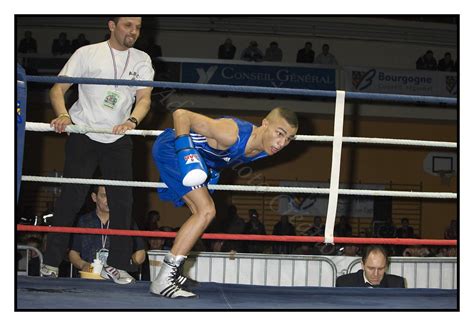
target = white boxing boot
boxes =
[150,253,197,298]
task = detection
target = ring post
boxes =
[16,64,27,202]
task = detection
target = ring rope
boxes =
[16,225,457,246]
[21,175,457,199]
[25,122,457,148]
[25,75,457,106]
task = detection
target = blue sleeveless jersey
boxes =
[152,117,268,207]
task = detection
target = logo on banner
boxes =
[196,66,218,83]
[289,194,317,211]
[352,69,376,90]
[445,75,457,95]
[184,154,201,164]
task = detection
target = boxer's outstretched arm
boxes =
[172,108,238,149]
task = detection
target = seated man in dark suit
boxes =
[336,245,405,288]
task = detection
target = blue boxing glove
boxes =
[175,135,208,187]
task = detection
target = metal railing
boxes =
[148,250,338,287]
[17,245,43,276]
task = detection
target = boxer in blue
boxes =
[150,107,298,298]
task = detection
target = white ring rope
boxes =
[21,175,457,199]
[26,122,457,148]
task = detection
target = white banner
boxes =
[278,181,385,218]
[345,67,457,97]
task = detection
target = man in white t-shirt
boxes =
[41,17,154,285]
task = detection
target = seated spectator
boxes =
[51,32,72,55]
[272,215,296,254]
[314,43,338,65]
[396,218,415,238]
[221,205,246,253]
[403,246,431,257]
[240,41,263,62]
[305,216,325,236]
[296,42,315,63]
[336,245,405,288]
[293,244,316,255]
[71,33,90,52]
[438,52,456,72]
[444,219,458,239]
[218,38,236,60]
[334,216,352,237]
[416,50,438,70]
[341,244,359,256]
[68,186,145,281]
[148,226,175,251]
[264,41,283,62]
[146,210,161,231]
[436,247,457,257]
[243,209,266,253]
[376,217,396,238]
[18,31,37,54]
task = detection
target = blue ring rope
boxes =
[25,75,457,106]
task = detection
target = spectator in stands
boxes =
[314,43,338,65]
[244,209,266,253]
[336,245,405,288]
[264,41,283,62]
[218,38,236,60]
[68,186,146,279]
[377,217,397,238]
[334,216,352,237]
[146,210,161,231]
[438,52,456,72]
[305,216,325,236]
[402,245,431,257]
[416,50,438,70]
[221,205,246,253]
[436,247,457,257]
[396,218,415,238]
[148,226,176,251]
[302,216,325,254]
[272,215,296,254]
[145,210,162,250]
[296,42,315,63]
[51,32,72,55]
[18,31,37,54]
[341,244,359,256]
[240,41,264,62]
[444,219,457,239]
[71,33,90,52]
[136,35,162,59]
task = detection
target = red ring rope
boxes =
[16,225,457,246]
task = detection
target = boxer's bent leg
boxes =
[43,134,99,268]
[150,187,214,298]
[171,187,216,256]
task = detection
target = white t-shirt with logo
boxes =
[58,41,154,143]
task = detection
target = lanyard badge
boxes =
[103,41,130,110]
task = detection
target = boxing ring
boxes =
[15,65,458,310]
